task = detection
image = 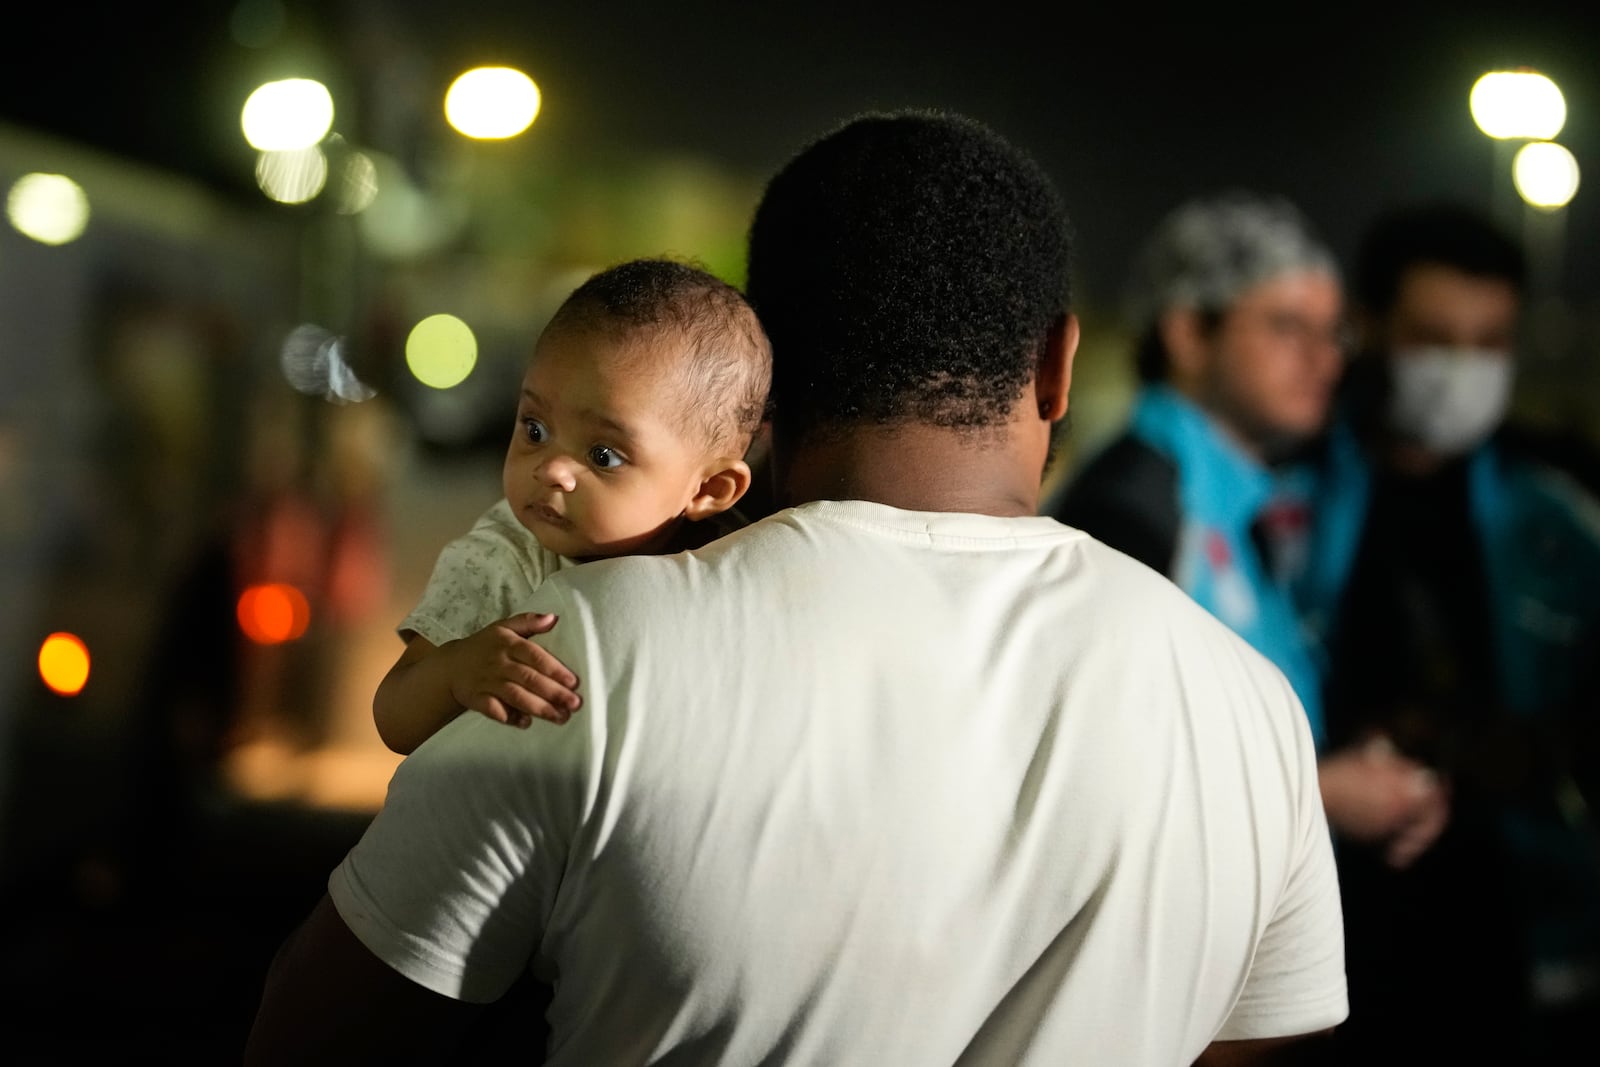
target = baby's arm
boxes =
[373,612,582,755]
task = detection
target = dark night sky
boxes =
[3,2,1599,308]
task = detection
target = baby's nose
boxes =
[538,456,579,492]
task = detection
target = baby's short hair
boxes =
[545,257,772,456]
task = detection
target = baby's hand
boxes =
[445,612,581,727]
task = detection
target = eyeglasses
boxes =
[1246,309,1354,353]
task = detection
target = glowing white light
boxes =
[1470,70,1566,140]
[241,78,335,151]
[7,173,90,245]
[1513,141,1580,209]
[256,147,329,204]
[444,67,541,139]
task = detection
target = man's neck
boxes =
[777,421,1046,517]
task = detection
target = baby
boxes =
[374,257,772,753]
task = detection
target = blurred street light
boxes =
[242,77,335,151]
[333,148,379,214]
[256,146,329,204]
[237,583,311,645]
[444,66,541,139]
[1470,67,1576,305]
[1469,69,1580,357]
[1514,141,1581,210]
[7,173,90,245]
[38,632,90,696]
[1470,69,1566,140]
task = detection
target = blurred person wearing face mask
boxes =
[1044,191,1449,876]
[1292,201,1600,1064]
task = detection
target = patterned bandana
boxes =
[1124,191,1339,332]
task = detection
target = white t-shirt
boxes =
[333,500,1346,1065]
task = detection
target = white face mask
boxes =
[1385,345,1514,456]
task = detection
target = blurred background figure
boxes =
[1292,200,1600,1063]
[1043,191,1451,878]
[1044,192,1342,731]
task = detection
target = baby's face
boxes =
[504,327,713,560]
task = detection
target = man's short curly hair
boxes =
[745,109,1073,444]
[546,257,772,456]
[1354,201,1526,317]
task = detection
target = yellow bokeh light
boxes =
[1470,70,1565,140]
[241,77,335,151]
[444,66,541,139]
[256,147,329,204]
[7,173,90,245]
[1513,141,1580,210]
[38,632,90,696]
[406,314,479,389]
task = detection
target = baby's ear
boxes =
[684,458,752,520]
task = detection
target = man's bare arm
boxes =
[1194,1030,1338,1067]
[244,895,488,1066]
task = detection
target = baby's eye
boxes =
[522,417,548,443]
[588,445,624,470]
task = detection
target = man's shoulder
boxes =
[540,514,786,599]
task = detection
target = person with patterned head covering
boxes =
[1044,189,1450,872]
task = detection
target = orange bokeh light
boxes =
[38,632,90,695]
[237,583,312,645]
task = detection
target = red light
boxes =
[237,583,311,644]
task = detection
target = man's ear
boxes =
[1036,313,1079,422]
[1158,307,1210,384]
[684,458,753,520]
